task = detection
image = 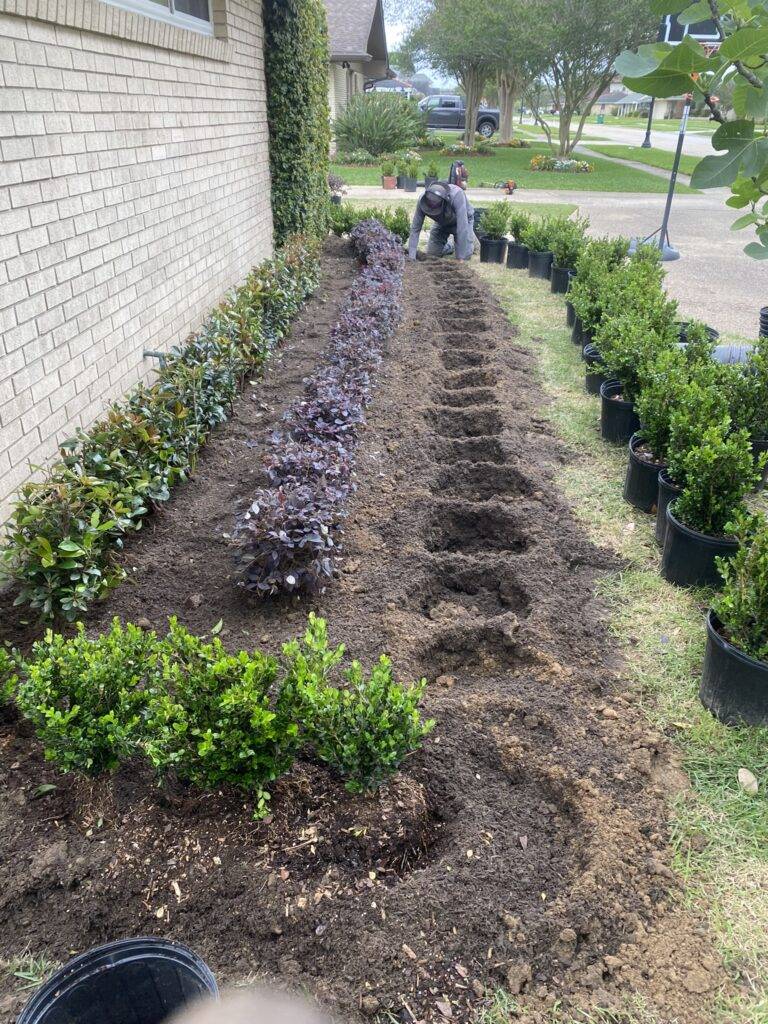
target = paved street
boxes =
[347,183,765,339]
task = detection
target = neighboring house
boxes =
[591,84,685,120]
[323,0,389,124]
[0,0,274,517]
[370,76,414,98]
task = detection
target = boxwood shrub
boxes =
[2,238,320,622]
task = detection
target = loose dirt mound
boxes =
[0,242,727,1023]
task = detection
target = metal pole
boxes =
[657,94,691,253]
[641,97,655,148]
[519,97,524,125]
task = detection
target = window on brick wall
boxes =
[102,0,213,34]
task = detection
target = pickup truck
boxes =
[418,94,500,138]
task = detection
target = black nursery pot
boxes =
[599,380,640,444]
[506,241,529,269]
[480,237,508,264]
[566,299,576,328]
[401,176,417,193]
[760,304,768,338]
[18,938,218,1024]
[550,264,573,294]
[700,610,768,726]
[330,194,341,205]
[677,321,720,344]
[655,468,681,547]
[583,343,610,395]
[623,433,667,512]
[571,315,583,346]
[424,175,438,187]
[528,249,554,280]
[660,503,738,589]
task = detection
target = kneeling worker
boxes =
[407,182,476,261]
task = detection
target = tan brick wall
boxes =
[0,0,274,519]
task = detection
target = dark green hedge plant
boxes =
[479,202,509,241]
[714,511,768,662]
[2,239,320,621]
[264,0,331,242]
[549,216,589,270]
[569,236,630,332]
[329,202,410,242]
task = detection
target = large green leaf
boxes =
[622,69,695,96]
[744,240,768,258]
[719,26,768,61]
[678,0,716,24]
[732,77,768,119]
[690,148,751,187]
[712,119,755,150]
[614,48,661,77]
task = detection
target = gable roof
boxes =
[324,0,388,68]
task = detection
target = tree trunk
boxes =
[558,108,572,156]
[462,65,484,147]
[498,71,516,144]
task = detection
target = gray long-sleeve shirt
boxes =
[408,183,475,261]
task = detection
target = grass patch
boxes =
[584,145,702,177]
[583,115,715,133]
[478,987,669,1023]
[477,262,768,1024]
[0,949,60,992]
[331,143,698,194]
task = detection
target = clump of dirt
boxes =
[0,243,729,1024]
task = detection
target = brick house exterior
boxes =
[0,0,274,518]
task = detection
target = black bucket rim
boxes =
[629,432,667,470]
[18,938,218,1024]
[599,378,633,409]
[665,501,739,552]
[706,608,768,674]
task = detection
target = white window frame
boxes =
[102,0,213,36]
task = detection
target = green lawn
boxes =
[585,143,703,177]
[583,114,716,133]
[331,142,698,194]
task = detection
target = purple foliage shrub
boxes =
[236,221,404,596]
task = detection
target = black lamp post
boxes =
[641,97,655,148]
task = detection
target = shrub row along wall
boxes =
[235,220,405,596]
[2,238,321,621]
[263,0,331,244]
[0,0,275,519]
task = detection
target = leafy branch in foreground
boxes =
[616,0,768,258]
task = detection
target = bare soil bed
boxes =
[0,239,726,1023]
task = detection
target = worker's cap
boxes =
[420,183,449,215]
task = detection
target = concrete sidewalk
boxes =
[345,184,763,339]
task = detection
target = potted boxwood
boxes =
[700,510,768,725]
[381,160,397,190]
[568,235,630,347]
[627,346,687,512]
[328,173,346,206]
[506,209,531,269]
[478,202,509,263]
[725,334,768,489]
[424,160,439,187]
[549,216,588,294]
[661,420,765,588]
[594,313,675,445]
[401,157,420,193]
[520,218,554,279]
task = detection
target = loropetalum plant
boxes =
[671,419,763,537]
[714,511,768,662]
[236,221,405,598]
[10,614,433,808]
[2,237,320,622]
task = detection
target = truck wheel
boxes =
[477,121,495,139]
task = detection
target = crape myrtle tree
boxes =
[617,0,768,259]
[527,0,657,155]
